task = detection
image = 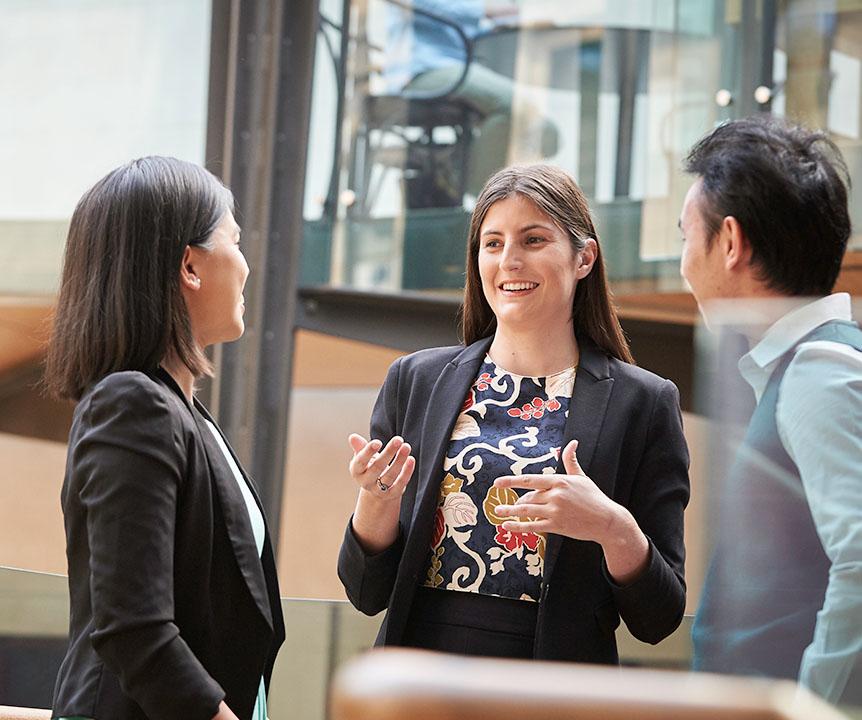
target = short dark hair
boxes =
[461,163,633,364]
[45,156,234,400]
[683,116,851,296]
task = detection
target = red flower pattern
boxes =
[431,507,445,548]
[474,372,492,391]
[462,388,475,412]
[507,396,561,420]
[494,526,541,552]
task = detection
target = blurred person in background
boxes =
[339,163,689,663]
[682,116,862,705]
[47,157,284,720]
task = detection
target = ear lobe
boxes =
[722,216,750,271]
[180,246,200,290]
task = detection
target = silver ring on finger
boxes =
[376,477,390,492]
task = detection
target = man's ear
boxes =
[179,245,201,291]
[719,216,752,272]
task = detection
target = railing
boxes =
[0,566,693,718]
[331,649,852,720]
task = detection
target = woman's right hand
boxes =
[211,701,240,720]
[348,433,415,499]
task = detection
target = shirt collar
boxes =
[739,293,852,401]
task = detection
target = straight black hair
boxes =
[45,156,234,400]
[684,116,851,296]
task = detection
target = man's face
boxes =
[680,178,726,323]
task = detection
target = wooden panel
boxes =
[0,299,52,375]
[291,330,403,387]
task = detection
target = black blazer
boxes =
[338,336,689,663]
[52,369,285,720]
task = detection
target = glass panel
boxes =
[0,567,693,716]
[772,2,862,250]
[300,0,729,295]
[301,0,862,296]
[691,297,862,712]
[0,0,213,298]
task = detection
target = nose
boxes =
[241,253,250,284]
[500,240,523,271]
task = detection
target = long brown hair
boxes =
[45,156,235,400]
[460,163,633,364]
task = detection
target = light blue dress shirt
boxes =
[738,293,862,703]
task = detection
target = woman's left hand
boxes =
[494,439,650,585]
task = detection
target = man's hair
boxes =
[684,116,851,296]
[45,156,234,400]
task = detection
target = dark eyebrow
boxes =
[677,218,682,230]
[480,223,555,237]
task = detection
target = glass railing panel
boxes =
[0,566,695,717]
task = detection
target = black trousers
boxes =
[401,586,538,659]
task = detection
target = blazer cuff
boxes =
[600,537,657,593]
[344,515,404,564]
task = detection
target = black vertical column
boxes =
[205,0,318,546]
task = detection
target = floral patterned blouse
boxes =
[423,356,577,602]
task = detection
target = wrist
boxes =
[599,505,650,585]
[596,502,632,549]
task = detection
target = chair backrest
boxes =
[0,707,51,720]
[330,648,849,720]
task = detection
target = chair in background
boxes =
[349,0,481,214]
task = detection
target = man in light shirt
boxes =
[680,116,861,706]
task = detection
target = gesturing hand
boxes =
[493,439,619,544]
[348,433,415,500]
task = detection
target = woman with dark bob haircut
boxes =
[339,163,690,662]
[48,157,284,720]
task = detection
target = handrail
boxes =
[0,707,51,720]
[331,648,852,720]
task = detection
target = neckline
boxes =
[483,354,578,380]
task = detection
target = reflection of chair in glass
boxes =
[351,0,481,212]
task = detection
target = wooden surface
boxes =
[0,707,51,720]
[331,649,850,720]
[0,298,52,376]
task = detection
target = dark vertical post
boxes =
[206,0,318,546]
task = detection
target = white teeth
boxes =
[501,282,538,291]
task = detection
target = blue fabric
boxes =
[384,0,482,92]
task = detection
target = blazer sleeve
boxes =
[75,374,224,720]
[603,378,690,644]
[338,357,407,616]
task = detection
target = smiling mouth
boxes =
[500,282,539,293]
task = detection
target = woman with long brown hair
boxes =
[339,163,689,662]
[48,156,283,720]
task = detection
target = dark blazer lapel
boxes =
[190,401,274,630]
[407,338,493,548]
[544,340,614,579]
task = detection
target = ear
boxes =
[719,216,752,272]
[575,238,598,280]
[179,245,201,291]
